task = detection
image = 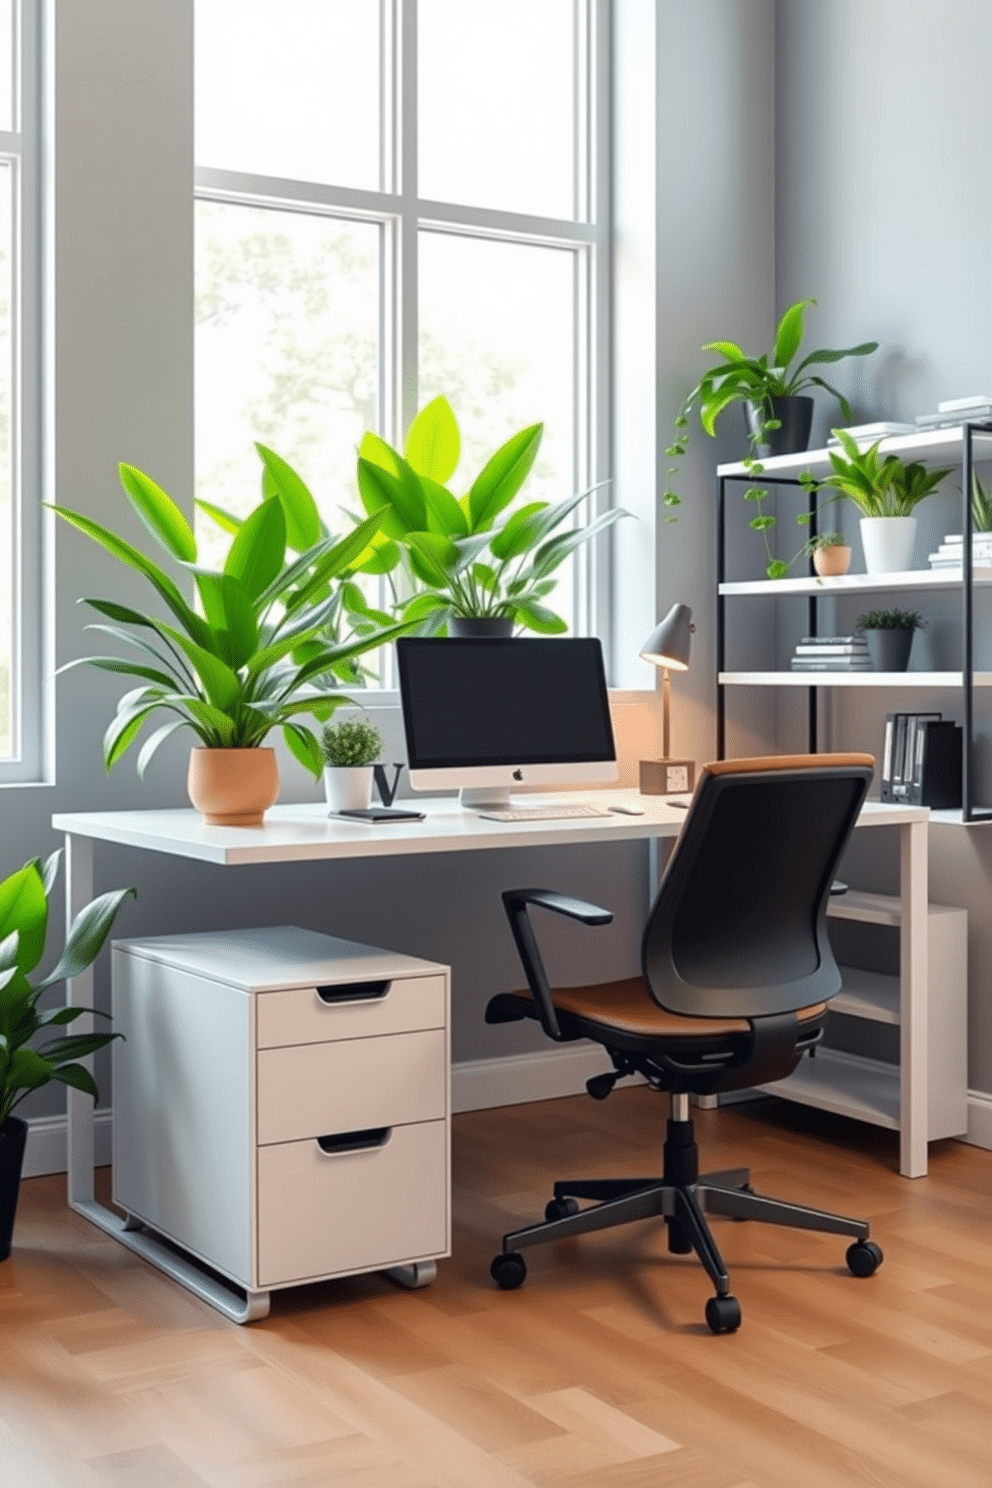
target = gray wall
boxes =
[655,0,778,766]
[777,0,992,1093]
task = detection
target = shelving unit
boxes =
[713,427,977,1170]
[758,891,967,1147]
[716,421,992,822]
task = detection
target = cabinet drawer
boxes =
[257,1029,447,1145]
[257,1119,448,1287]
[256,974,445,1048]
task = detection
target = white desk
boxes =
[53,789,931,1316]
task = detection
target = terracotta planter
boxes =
[812,545,852,577]
[187,747,279,827]
[0,1115,28,1262]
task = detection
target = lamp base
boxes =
[639,758,696,796]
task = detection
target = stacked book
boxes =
[790,635,872,672]
[928,533,992,569]
[915,395,992,431]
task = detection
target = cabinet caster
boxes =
[705,1294,742,1334]
[846,1240,883,1277]
[490,1252,527,1290]
[385,1260,437,1289]
[545,1197,580,1222]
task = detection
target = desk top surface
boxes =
[52,790,927,866]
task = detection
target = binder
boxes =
[906,720,962,809]
[886,711,939,801]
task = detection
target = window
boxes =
[194,0,611,653]
[0,0,41,775]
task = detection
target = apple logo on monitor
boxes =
[513,768,523,781]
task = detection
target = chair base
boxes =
[491,1113,880,1333]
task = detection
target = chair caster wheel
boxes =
[705,1294,742,1334]
[490,1252,527,1290]
[846,1239,883,1277]
[545,1197,580,1222]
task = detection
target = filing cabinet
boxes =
[111,925,450,1309]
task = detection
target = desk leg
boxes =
[62,831,271,1324]
[900,817,929,1178]
[65,833,96,1207]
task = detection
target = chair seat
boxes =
[506,978,827,1039]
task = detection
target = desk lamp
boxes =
[639,603,696,795]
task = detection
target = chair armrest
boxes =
[500,888,613,1042]
[501,888,613,926]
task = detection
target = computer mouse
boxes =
[609,805,645,815]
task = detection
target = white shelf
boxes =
[758,1047,900,1129]
[720,568,992,597]
[831,966,900,1025]
[720,671,992,688]
[827,887,965,927]
[717,424,992,480]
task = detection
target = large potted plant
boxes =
[800,431,952,574]
[355,397,627,636]
[53,447,408,825]
[663,298,878,520]
[0,851,134,1260]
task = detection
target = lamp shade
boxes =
[640,604,692,672]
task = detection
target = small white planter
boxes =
[323,766,374,813]
[859,516,917,574]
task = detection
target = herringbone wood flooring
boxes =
[2,1092,992,1486]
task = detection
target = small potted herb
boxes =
[856,609,925,673]
[805,531,852,577]
[321,717,383,812]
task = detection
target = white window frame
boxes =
[0,0,44,783]
[194,0,615,674]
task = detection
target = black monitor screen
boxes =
[397,637,616,769]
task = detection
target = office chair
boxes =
[485,754,884,1334]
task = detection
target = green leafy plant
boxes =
[0,851,134,1127]
[52,447,411,779]
[320,717,382,768]
[972,472,992,532]
[354,396,628,635]
[799,430,953,519]
[664,299,878,522]
[856,608,925,632]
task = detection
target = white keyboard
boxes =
[477,803,611,823]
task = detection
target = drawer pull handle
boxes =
[317,1127,391,1156]
[315,979,391,1005]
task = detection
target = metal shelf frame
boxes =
[715,420,992,822]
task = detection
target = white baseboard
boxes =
[962,1089,992,1151]
[23,1109,112,1179]
[451,1046,618,1113]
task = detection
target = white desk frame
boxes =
[53,790,930,1319]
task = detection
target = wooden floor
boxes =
[3,1091,992,1487]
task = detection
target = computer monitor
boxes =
[396,636,618,810]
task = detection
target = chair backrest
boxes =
[642,754,874,1019]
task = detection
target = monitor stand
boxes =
[459,786,512,813]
